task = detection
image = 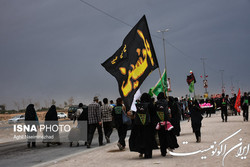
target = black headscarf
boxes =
[140,93,152,103]
[25,104,37,121]
[45,105,58,121]
[157,92,165,100]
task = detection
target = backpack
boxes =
[243,98,249,106]
[155,100,167,122]
[222,98,227,107]
[134,103,150,125]
[114,106,123,115]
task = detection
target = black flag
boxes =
[186,72,196,85]
[102,15,158,110]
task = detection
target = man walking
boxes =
[87,96,103,148]
[241,92,249,122]
[220,93,229,122]
[101,98,113,143]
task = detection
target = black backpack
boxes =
[155,100,167,122]
[134,103,150,125]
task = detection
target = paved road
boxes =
[0,129,121,167]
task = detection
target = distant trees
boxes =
[2,97,76,113]
[64,101,68,108]
[22,99,27,110]
[13,101,20,112]
[0,104,6,111]
[34,101,41,110]
[51,99,56,105]
[68,97,74,106]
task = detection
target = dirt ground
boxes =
[39,112,250,167]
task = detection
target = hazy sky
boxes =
[1,0,250,110]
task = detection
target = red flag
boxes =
[234,88,241,113]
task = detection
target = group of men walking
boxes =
[220,92,249,122]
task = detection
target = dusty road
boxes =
[0,127,120,167]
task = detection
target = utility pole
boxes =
[220,70,225,94]
[157,29,169,98]
[201,58,208,97]
[230,76,234,96]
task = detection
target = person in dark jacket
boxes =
[189,100,203,143]
[112,97,127,150]
[43,105,61,147]
[77,103,88,146]
[220,93,229,122]
[241,92,249,122]
[25,104,39,148]
[129,93,158,159]
[230,94,237,116]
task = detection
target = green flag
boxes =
[152,69,167,96]
[189,80,194,93]
[148,87,154,97]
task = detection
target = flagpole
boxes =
[193,85,196,100]
[157,68,167,98]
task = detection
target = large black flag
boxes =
[102,15,159,110]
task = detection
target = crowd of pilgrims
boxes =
[24,91,249,159]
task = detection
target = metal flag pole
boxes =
[157,68,166,97]
[193,84,196,100]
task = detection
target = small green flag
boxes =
[189,80,194,93]
[152,69,167,96]
[149,87,154,97]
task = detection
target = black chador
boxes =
[169,97,181,136]
[25,104,39,148]
[129,93,158,159]
[43,105,61,146]
[189,100,203,142]
[155,93,179,157]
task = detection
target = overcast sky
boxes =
[1,0,250,110]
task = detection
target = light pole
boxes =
[201,58,208,96]
[220,70,225,94]
[157,29,169,98]
[230,76,234,96]
[157,29,169,74]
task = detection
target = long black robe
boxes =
[129,96,158,158]
[43,105,60,143]
[155,98,179,154]
[169,98,181,136]
[25,104,39,143]
[190,105,203,132]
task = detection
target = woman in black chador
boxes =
[169,97,181,136]
[25,104,39,148]
[189,100,203,142]
[43,105,61,147]
[129,93,158,159]
[155,93,179,157]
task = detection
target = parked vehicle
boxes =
[8,115,25,124]
[57,112,67,119]
[68,106,78,120]
[68,105,88,120]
